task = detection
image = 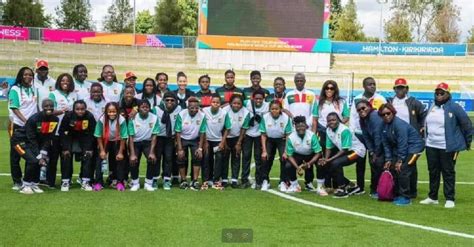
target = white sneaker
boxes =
[31,185,44,193]
[287,183,302,193]
[419,197,439,205]
[251,182,256,189]
[81,183,93,191]
[445,200,455,208]
[130,183,140,192]
[261,180,270,191]
[305,183,316,191]
[316,187,328,196]
[278,181,288,192]
[61,182,70,192]
[12,183,23,191]
[144,183,156,192]
[20,185,33,194]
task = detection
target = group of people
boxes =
[8,60,472,208]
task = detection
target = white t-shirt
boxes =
[135,93,158,107]
[74,80,92,100]
[223,106,251,138]
[313,99,350,128]
[326,123,366,158]
[33,74,56,110]
[286,130,322,156]
[284,88,316,127]
[100,81,124,102]
[94,115,128,141]
[153,105,182,137]
[350,93,386,134]
[8,85,38,126]
[128,113,160,142]
[202,107,230,142]
[425,105,446,149]
[245,101,269,137]
[259,112,292,139]
[84,97,109,121]
[175,109,206,140]
[392,96,410,124]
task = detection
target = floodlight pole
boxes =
[377,0,388,55]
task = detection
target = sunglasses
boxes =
[380,112,392,117]
[356,107,367,112]
[165,99,175,102]
[325,86,335,91]
[295,79,305,82]
[435,91,446,96]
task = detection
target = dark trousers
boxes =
[155,136,174,181]
[223,137,241,182]
[391,153,419,198]
[242,135,262,183]
[369,153,385,194]
[262,137,285,184]
[10,124,25,184]
[61,148,93,182]
[23,160,40,184]
[328,151,364,188]
[106,141,127,182]
[284,153,320,183]
[205,141,223,182]
[131,140,156,180]
[47,137,61,186]
[426,147,457,201]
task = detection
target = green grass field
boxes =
[0,101,473,246]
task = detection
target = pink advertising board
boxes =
[0,26,29,40]
[42,28,96,43]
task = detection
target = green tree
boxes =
[154,0,198,35]
[103,0,133,33]
[427,1,460,43]
[2,0,51,27]
[55,0,93,30]
[384,11,413,42]
[394,0,443,42]
[329,0,342,39]
[467,26,474,43]
[332,0,365,41]
[135,10,154,34]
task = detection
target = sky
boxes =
[42,0,474,41]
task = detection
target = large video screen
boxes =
[206,0,325,39]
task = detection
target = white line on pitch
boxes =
[266,189,474,239]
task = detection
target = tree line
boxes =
[1,0,473,42]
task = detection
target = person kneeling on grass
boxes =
[19,99,59,194]
[94,102,129,191]
[319,112,367,198]
[175,97,207,190]
[284,116,322,193]
[128,100,160,192]
[379,103,425,206]
[58,100,97,191]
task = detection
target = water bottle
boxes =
[40,166,47,181]
[101,160,108,176]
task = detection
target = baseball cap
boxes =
[394,78,408,87]
[125,71,137,80]
[435,82,450,92]
[36,60,49,69]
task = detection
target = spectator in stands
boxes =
[215,70,244,106]
[72,64,92,100]
[173,71,195,109]
[379,103,424,206]
[387,78,427,198]
[243,70,270,103]
[33,60,56,110]
[8,67,38,191]
[195,74,213,108]
[98,65,123,102]
[420,83,473,209]
[356,99,384,199]
[136,78,159,107]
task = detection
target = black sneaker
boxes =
[305,183,316,191]
[172,177,180,185]
[222,181,229,188]
[240,181,251,189]
[231,182,239,189]
[180,181,189,189]
[333,189,349,198]
[347,186,361,196]
[354,190,366,196]
[190,181,200,191]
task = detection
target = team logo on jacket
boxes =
[114,89,118,95]
[412,110,415,115]
[449,112,453,118]
[49,86,53,91]
[196,120,201,125]
[280,122,284,128]
[149,123,153,128]
[306,140,310,145]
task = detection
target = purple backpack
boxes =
[377,171,394,201]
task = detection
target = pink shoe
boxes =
[117,182,125,191]
[93,183,103,191]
